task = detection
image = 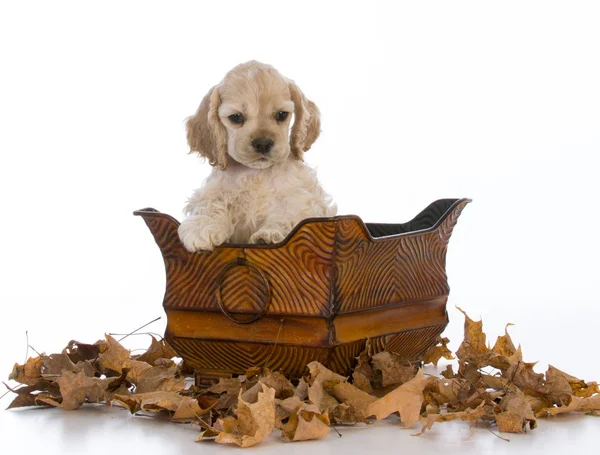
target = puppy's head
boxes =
[186,61,320,170]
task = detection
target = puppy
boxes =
[178,61,337,252]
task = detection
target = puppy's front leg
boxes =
[249,218,294,245]
[178,199,233,252]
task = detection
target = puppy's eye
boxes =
[228,113,244,125]
[275,111,289,122]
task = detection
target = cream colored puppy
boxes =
[178,61,336,252]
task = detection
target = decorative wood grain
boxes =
[167,337,329,378]
[134,198,470,379]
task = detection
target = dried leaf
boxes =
[38,370,109,410]
[214,383,276,448]
[330,381,377,423]
[41,352,95,378]
[352,347,374,392]
[281,403,330,442]
[417,402,492,435]
[371,351,416,388]
[207,376,245,395]
[134,336,178,366]
[422,336,454,366]
[366,369,429,428]
[172,396,212,420]
[9,357,43,385]
[306,362,345,412]
[65,340,107,363]
[275,396,304,428]
[544,394,600,416]
[495,391,536,433]
[455,306,491,367]
[113,391,186,414]
[97,335,130,374]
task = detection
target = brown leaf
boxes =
[281,403,330,442]
[294,377,309,401]
[132,364,186,394]
[134,336,178,366]
[417,402,492,435]
[9,356,43,385]
[366,369,429,428]
[65,339,107,363]
[543,394,600,416]
[491,324,517,358]
[97,335,130,374]
[495,391,536,433]
[215,383,276,448]
[113,391,186,414]
[207,376,246,395]
[4,379,58,409]
[371,352,417,388]
[242,370,295,402]
[330,381,377,423]
[38,370,110,410]
[352,347,374,392]
[545,365,578,404]
[41,352,95,378]
[455,306,491,367]
[172,396,212,421]
[275,396,304,428]
[506,361,548,396]
[422,336,455,366]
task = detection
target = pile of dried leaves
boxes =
[5,308,600,447]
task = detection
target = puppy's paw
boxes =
[178,221,229,252]
[249,226,287,245]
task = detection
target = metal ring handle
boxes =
[216,257,271,324]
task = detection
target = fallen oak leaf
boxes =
[365,369,429,428]
[214,383,276,448]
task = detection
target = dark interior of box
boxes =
[365,198,459,238]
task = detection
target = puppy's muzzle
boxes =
[252,137,274,155]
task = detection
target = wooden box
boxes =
[135,198,470,379]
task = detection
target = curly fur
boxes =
[179,61,336,252]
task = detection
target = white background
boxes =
[1,1,599,453]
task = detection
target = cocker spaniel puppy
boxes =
[178,61,337,252]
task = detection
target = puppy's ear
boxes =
[186,85,228,170]
[289,81,321,160]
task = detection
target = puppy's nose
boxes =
[252,137,274,154]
